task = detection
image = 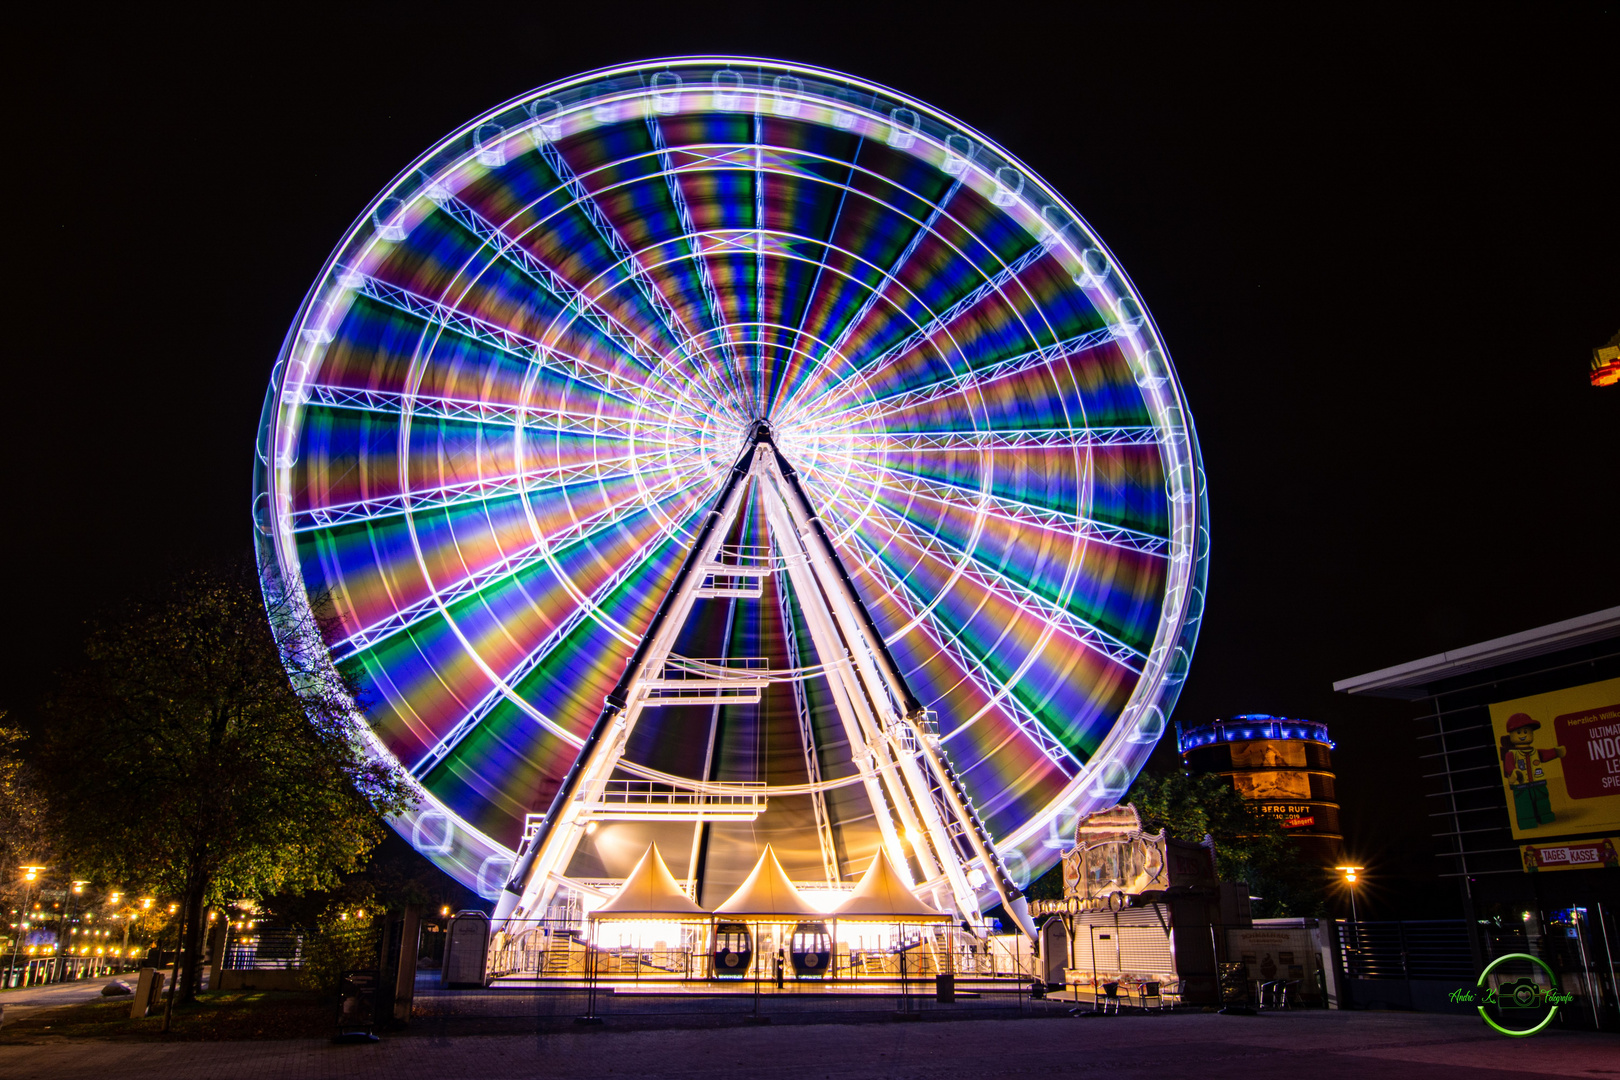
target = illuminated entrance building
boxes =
[1178,716,1343,864]
[252,58,1209,954]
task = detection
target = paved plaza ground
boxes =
[1,975,1616,1079]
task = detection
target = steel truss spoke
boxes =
[330,474,708,661]
[753,114,768,419]
[807,478,1147,675]
[795,325,1117,428]
[446,137,1075,429]
[409,510,694,778]
[299,382,708,445]
[843,524,1080,769]
[431,187,739,429]
[531,137,737,411]
[646,114,750,411]
[814,177,963,379]
[768,137,863,418]
[778,238,1055,423]
[429,190,672,377]
[836,456,1169,556]
[524,141,743,423]
[345,271,695,413]
[794,425,1162,455]
[291,448,703,534]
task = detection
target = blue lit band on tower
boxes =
[1178,715,1342,864]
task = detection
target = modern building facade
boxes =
[1177,715,1343,864]
[1335,606,1620,1027]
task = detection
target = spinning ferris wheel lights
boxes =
[253,58,1209,935]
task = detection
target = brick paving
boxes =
[0,1008,1614,1078]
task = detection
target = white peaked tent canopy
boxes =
[834,849,952,923]
[589,844,707,920]
[713,845,825,920]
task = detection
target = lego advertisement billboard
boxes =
[1489,677,1620,841]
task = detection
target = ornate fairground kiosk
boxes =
[252,57,1209,992]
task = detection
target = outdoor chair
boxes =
[1137,981,1163,1011]
[1257,980,1283,1010]
[1100,981,1121,1015]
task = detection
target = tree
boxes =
[37,559,410,1003]
[1128,770,1325,917]
[0,715,55,922]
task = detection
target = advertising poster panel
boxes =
[1489,677,1620,841]
[1518,836,1619,873]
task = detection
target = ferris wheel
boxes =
[253,57,1208,932]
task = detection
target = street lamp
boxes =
[57,881,92,983]
[8,866,48,988]
[1335,866,1364,923]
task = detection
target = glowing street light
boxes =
[1335,865,1365,923]
[8,866,49,986]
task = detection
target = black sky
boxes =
[4,2,1615,915]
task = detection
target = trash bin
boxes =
[936,972,955,1003]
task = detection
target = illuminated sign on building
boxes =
[1488,677,1620,842]
[1177,715,1342,863]
[1519,837,1619,873]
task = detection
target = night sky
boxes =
[6,3,1615,916]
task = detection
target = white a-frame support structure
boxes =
[493,424,1036,939]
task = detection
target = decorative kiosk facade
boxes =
[1030,804,1252,1006]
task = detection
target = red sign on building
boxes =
[1553,702,1620,800]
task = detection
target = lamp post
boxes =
[109,892,130,972]
[54,880,90,983]
[8,866,46,988]
[1335,866,1364,923]
[1335,866,1364,981]
[139,898,155,968]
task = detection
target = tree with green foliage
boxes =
[1128,770,1325,917]
[1,714,57,938]
[36,559,410,1003]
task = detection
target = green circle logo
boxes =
[1477,952,1560,1037]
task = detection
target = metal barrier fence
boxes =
[1336,919,1476,981]
[223,927,307,970]
[1331,915,1619,1028]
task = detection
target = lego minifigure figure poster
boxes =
[1489,677,1620,841]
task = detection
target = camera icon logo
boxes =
[1496,977,1543,1010]
[1476,953,1561,1037]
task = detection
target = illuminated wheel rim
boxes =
[253,58,1209,903]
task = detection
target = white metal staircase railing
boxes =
[639,656,770,705]
[586,779,767,820]
[693,543,776,598]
